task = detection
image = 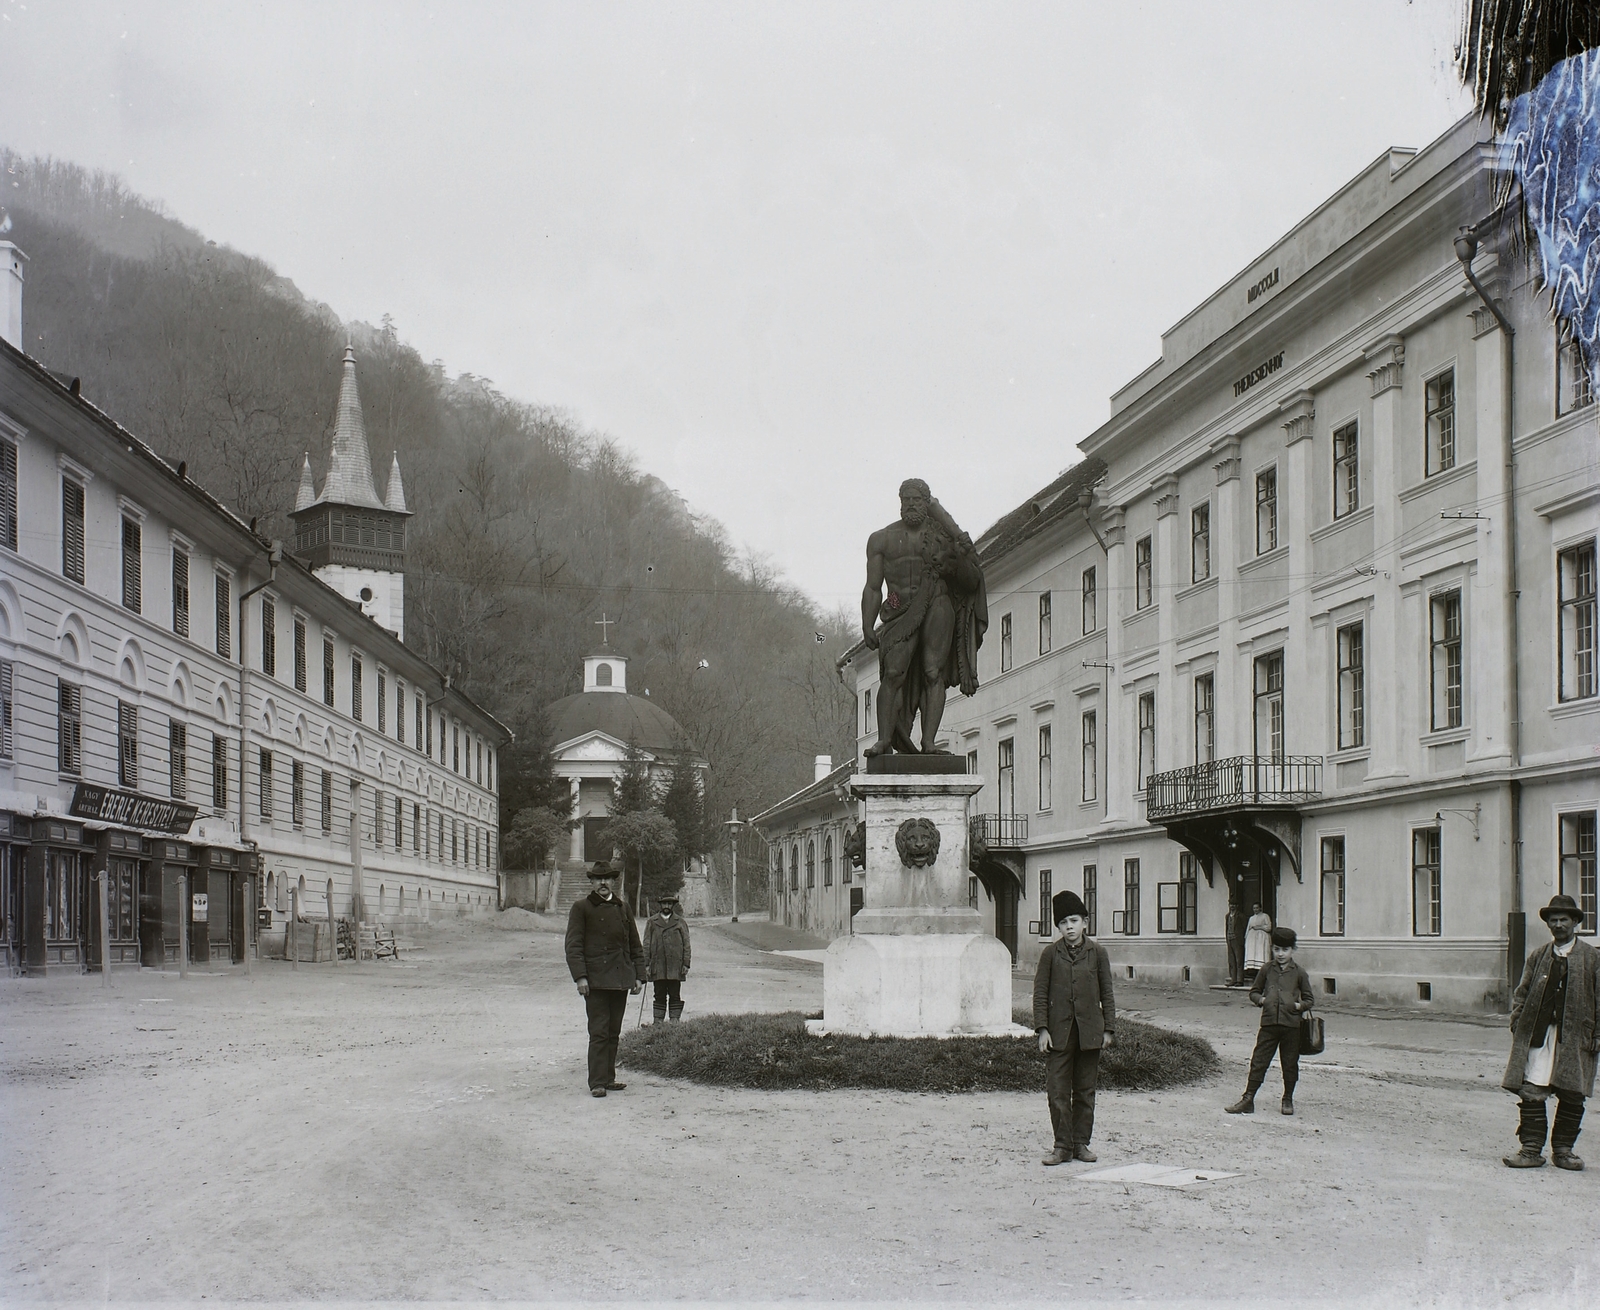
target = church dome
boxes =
[545,688,692,756]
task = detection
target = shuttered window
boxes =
[0,659,12,760]
[212,733,227,809]
[62,480,85,584]
[261,597,276,678]
[0,437,17,551]
[172,550,190,637]
[215,575,231,659]
[351,654,363,721]
[118,701,138,789]
[59,681,83,774]
[293,618,307,692]
[323,636,335,707]
[169,721,187,799]
[121,516,142,612]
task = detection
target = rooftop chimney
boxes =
[814,754,832,783]
[1,243,26,351]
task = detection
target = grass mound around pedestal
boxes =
[618,1010,1218,1093]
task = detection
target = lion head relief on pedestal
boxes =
[894,817,941,869]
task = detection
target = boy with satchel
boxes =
[1226,926,1315,1117]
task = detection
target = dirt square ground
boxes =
[2,913,1596,1308]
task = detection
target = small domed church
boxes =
[545,638,711,914]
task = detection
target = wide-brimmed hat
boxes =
[1271,926,1297,948]
[1052,890,1088,924]
[1539,894,1583,924]
[586,861,618,880]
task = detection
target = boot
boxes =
[1225,1090,1257,1114]
[668,1000,684,1023]
[1552,1096,1585,1170]
[1281,1084,1296,1116]
[1041,1146,1072,1166]
[1506,1098,1549,1167]
[652,998,667,1025]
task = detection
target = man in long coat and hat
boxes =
[565,861,645,1097]
[1502,894,1600,1169]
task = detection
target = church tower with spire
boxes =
[290,345,412,639]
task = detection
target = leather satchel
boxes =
[1299,1012,1325,1056]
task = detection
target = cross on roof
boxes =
[595,612,615,645]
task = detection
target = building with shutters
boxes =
[841,116,1598,1009]
[0,252,510,973]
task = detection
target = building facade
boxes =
[0,269,510,973]
[754,756,866,939]
[843,117,1598,1009]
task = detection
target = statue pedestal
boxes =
[813,773,1021,1038]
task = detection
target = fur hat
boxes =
[1052,889,1089,925]
[1539,893,1583,924]
[585,861,618,880]
[1270,926,1297,949]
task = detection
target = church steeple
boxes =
[289,344,413,641]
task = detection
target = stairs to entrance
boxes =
[551,862,591,915]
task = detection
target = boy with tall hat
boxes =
[564,860,644,1097]
[643,889,692,1023]
[1226,925,1314,1116]
[1502,893,1599,1170]
[1032,889,1117,1167]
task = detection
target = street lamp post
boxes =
[723,806,747,923]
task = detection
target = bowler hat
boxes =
[1052,890,1089,925]
[657,891,680,905]
[1539,894,1583,924]
[1270,926,1297,948]
[586,861,618,880]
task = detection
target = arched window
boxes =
[805,840,816,889]
[823,836,834,887]
[596,663,613,687]
[789,845,799,892]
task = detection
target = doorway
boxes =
[992,877,1019,962]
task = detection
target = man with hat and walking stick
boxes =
[565,861,644,1098]
[1033,889,1116,1167]
[644,890,692,1024]
[1502,894,1599,1170]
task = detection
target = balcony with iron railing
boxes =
[1144,756,1322,823]
[969,813,1029,850]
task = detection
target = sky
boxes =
[0,1,1474,610]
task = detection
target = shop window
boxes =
[1558,541,1596,702]
[1559,811,1597,934]
[1321,836,1346,936]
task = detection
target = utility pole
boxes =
[723,806,746,923]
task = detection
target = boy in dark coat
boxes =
[1032,890,1116,1167]
[1502,894,1599,1170]
[564,861,644,1097]
[643,891,692,1023]
[1226,925,1314,1116]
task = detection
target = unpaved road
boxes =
[2,913,1596,1307]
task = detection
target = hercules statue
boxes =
[862,479,987,756]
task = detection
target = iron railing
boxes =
[970,813,1029,848]
[1144,755,1322,822]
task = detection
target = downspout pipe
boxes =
[1454,226,1524,990]
[236,543,283,963]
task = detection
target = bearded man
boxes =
[861,479,987,756]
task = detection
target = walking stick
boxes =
[637,982,648,1028]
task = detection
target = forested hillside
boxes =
[2,153,857,898]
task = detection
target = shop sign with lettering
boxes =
[69,784,199,835]
[192,893,209,923]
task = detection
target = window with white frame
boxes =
[997,738,1015,815]
[1038,724,1052,811]
[1412,826,1441,936]
[1121,858,1141,935]
[1558,322,1595,416]
[1253,651,1284,762]
[806,840,816,889]
[1425,369,1456,475]
[1082,567,1097,633]
[1136,691,1156,791]
[1039,591,1052,655]
[1255,468,1278,554]
[823,835,833,887]
[1000,613,1013,672]
[1135,536,1153,609]
[1558,541,1596,701]
[1194,672,1215,764]
[1082,864,1098,936]
[1191,503,1210,582]
[1320,835,1345,936]
[1559,811,1597,933]
[1038,868,1052,937]
[1081,710,1097,802]
[863,689,873,736]
[1333,421,1359,518]
[1337,622,1365,749]
[1429,590,1464,730]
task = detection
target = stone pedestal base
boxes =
[817,930,1019,1037]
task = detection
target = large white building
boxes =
[0,253,510,973]
[843,116,1598,1010]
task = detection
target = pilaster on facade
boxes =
[1280,390,1316,760]
[1100,506,1130,823]
[1213,435,1241,487]
[1467,299,1514,766]
[1279,391,1316,446]
[1364,332,1407,781]
[1365,334,1406,398]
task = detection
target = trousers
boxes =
[584,988,629,1090]
[1517,1090,1586,1156]
[652,979,684,1022]
[1046,1025,1101,1151]
[1246,1022,1301,1096]
[1226,933,1244,984]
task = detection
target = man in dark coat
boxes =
[1502,894,1599,1169]
[1225,901,1245,986]
[1032,890,1116,1167]
[643,891,692,1024]
[564,861,644,1097]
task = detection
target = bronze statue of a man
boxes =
[862,479,987,755]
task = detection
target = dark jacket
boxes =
[1032,936,1116,1050]
[565,891,645,990]
[1250,958,1314,1027]
[643,912,691,981]
[1503,937,1599,1096]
